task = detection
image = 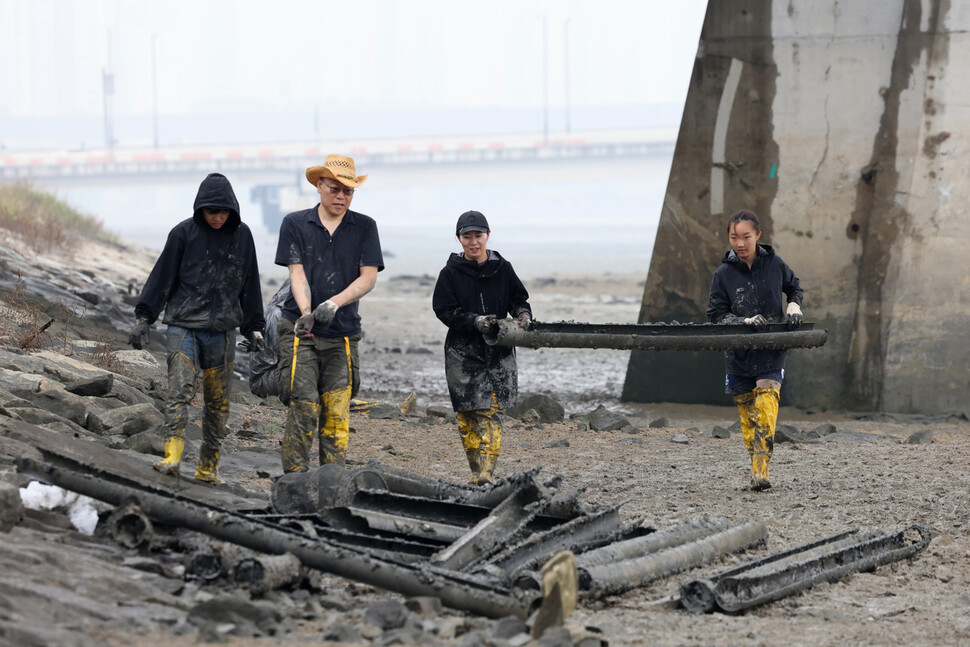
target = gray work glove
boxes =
[786,302,804,327]
[128,318,150,350]
[475,314,498,333]
[242,330,264,353]
[294,313,315,338]
[516,312,533,331]
[743,314,769,328]
[313,299,339,329]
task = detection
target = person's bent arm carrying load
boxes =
[707,209,803,491]
[432,210,532,486]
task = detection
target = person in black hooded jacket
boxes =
[129,172,264,485]
[707,209,804,491]
[432,210,532,485]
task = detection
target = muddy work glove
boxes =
[294,313,315,338]
[786,302,804,327]
[128,318,151,350]
[313,299,339,329]
[240,330,264,353]
[475,314,498,334]
[516,312,533,331]
[742,314,769,328]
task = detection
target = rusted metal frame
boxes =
[575,517,735,570]
[484,320,827,351]
[579,519,768,597]
[17,457,532,619]
[680,524,932,614]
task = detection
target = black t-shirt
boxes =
[275,207,383,337]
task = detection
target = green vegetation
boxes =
[0,181,117,251]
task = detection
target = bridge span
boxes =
[1,127,676,185]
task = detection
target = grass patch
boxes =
[0,181,118,252]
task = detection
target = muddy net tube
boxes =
[484,321,828,351]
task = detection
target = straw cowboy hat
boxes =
[305,154,368,189]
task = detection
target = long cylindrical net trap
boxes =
[679,523,932,614]
[16,457,533,619]
[484,321,828,351]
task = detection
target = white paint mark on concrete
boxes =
[711,57,744,216]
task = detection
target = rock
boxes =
[649,417,668,428]
[0,480,24,532]
[670,434,689,444]
[426,405,456,422]
[0,349,45,374]
[728,420,741,432]
[708,425,731,438]
[368,403,405,420]
[543,439,569,448]
[491,616,528,640]
[90,403,165,436]
[405,346,432,354]
[519,409,541,426]
[404,596,442,618]
[824,430,894,444]
[65,373,114,397]
[588,405,630,432]
[810,423,837,436]
[124,427,167,455]
[322,623,363,643]
[538,625,573,646]
[616,437,644,445]
[110,350,166,383]
[187,594,286,637]
[8,386,94,428]
[907,429,936,445]
[618,425,640,435]
[508,394,565,423]
[363,599,410,631]
[4,406,89,436]
[774,425,804,444]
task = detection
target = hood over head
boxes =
[193,173,241,231]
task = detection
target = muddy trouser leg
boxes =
[194,330,234,485]
[155,326,198,475]
[478,393,503,485]
[457,410,484,484]
[318,336,359,467]
[279,321,321,473]
[751,387,780,490]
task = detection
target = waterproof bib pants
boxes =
[733,387,779,490]
[278,319,360,472]
[155,326,233,484]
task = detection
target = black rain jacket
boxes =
[135,173,265,336]
[707,244,803,376]
[432,251,531,412]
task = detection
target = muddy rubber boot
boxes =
[733,391,757,458]
[320,387,351,467]
[465,449,482,485]
[281,399,322,473]
[479,452,498,486]
[750,387,780,491]
[194,444,223,486]
[153,436,185,476]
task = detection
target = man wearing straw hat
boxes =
[274,154,384,471]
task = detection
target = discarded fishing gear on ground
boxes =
[680,524,932,614]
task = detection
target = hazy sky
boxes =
[2,0,707,120]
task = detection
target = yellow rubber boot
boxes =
[320,386,352,466]
[751,387,780,491]
[479,452,499,486]
[194,446,223,485]
[465,449,482,484]
[477,394,503,485]
[153,436,185,475]
[400,392,417,415]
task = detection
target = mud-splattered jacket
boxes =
[707,244,803,376]
[135,173,265,336]
[432,250,531,412]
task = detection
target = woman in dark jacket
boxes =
[432,211,532,485]
[707,210,803,491]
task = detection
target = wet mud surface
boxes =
[3,249,970,646]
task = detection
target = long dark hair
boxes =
[726,210,761,235]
